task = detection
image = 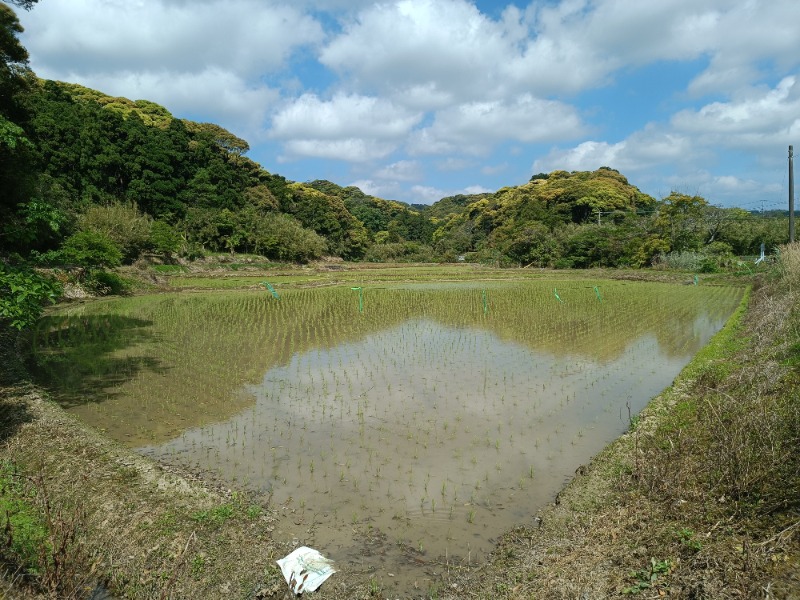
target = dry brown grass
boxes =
[0,386,289,599]
[778,242,800,290]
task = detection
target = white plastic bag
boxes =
[276,546,336,594]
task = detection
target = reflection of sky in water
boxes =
[139,312,728,587]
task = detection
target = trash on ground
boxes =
[276,546,336,594]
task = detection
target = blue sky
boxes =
[15,0,800,209]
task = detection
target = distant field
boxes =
[153,262,721,291]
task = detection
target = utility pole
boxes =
[790,145,795,243]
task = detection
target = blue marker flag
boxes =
[260,282,280,299]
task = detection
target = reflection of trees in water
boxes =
[426,283,742,362]
[27,314,163,407]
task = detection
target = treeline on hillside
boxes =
[2,80,373,264]
[4,80,786,277]
[429,169,788,268]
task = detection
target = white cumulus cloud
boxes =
[533,126,697,174]
[409,95,585,155]
[271,93,423,161]
[374,160,423,182]
[672,76,800,146]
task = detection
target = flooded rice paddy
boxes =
[29,281,744,594]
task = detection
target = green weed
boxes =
[191,504,234,526]
[0,461,49,571]
[676,528,702,552]
[622,557,673,594]
[0,461,93,597]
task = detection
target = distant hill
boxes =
[424,168,785,266]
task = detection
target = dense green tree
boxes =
[0,3,35,237]
[244,211,326,262]
[149,220,181,256]
[494,221,553,266]
[185,121,249,155]
[713,208,788,255]
[5,179,72,252]
[431,169,657,263]
[653,192,709,252]
[284,183,369,258]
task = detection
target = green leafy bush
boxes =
[0,265,62,330]
[60,231,122,268]
[78,203,153,262]
[149,220,182,256]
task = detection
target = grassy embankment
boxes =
[0,256,797,599]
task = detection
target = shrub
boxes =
[362,241,438,262]
[60,231,122,268]
[0,463,93,597]
[653,250,705,271]
[149,220,182,256]
[78,203,153,262]
[0,265,62,330]
[84,270,129,296]
[247,213,326,263]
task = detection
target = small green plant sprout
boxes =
[190,553,206,578]
[191,503,234,526]
[676,528,702,552]
[622,557,673,594]
[369,577,380,596]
